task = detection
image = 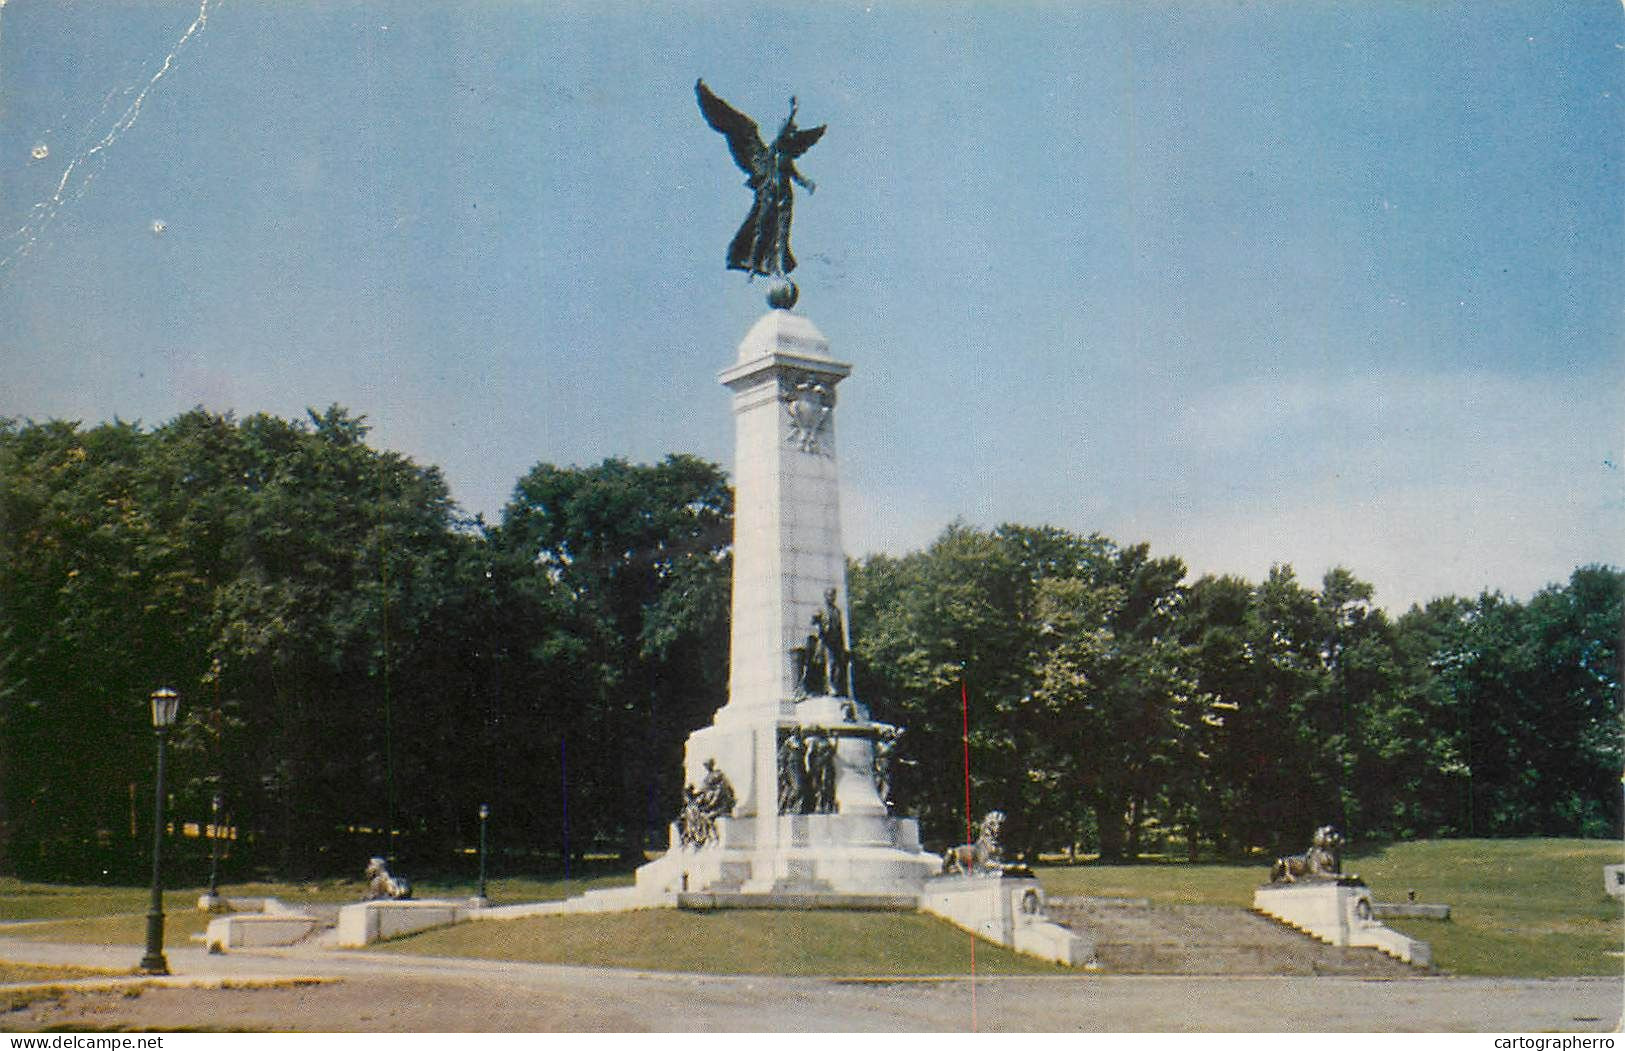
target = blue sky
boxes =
[1,0,1619,612]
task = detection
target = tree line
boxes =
[0,409,1617,881]
[849,525,1620,860]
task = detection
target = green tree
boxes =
[850,525,1095,852]
[1031,542,1193,861]
[1416,568,1623,838]
[1521,566,1622,836]
[0,418,161,878]
[494,455,732,861]
[1173,573,1255,856]
[0,408,478,878]
[851,524,1199,860]
[1383,596,1478,836]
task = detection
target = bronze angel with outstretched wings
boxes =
[696,79,826,282]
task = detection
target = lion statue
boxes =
[363,856,413,900]
[943,810,1006,876]
[1269,825,1344,884]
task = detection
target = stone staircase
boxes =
[1046,897,1421,976]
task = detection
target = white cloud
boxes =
[838,365,1623,611]
[1135,367,1624,609]
[840,479,960,561]
[1138,477,1618,611]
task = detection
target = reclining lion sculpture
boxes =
[1269,825,1344,884]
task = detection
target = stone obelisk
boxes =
[631,308,938,899]
[702,310,852,811]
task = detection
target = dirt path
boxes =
[8,971,1619,1032]
[0,939,1618,1032]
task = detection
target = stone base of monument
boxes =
[630,812,942,900]
[622,691,945,904]
[1253,879,1431,967]
[477,885,679,919]
[334,899,475,948]
[919,874,1096,967]
[676,891,919,910]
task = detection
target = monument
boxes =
[203,84,1091,966]
[630,90,937,897]
[504,85,1089,965]
[629,303,937,900]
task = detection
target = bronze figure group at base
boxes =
[678,759,737,849]
[777,729,837,815]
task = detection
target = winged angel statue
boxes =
[695,79,826,307]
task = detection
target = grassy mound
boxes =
[380,908,1062,976]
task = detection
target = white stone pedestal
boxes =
[920,875,1096,966]
[334,899,474,948]
[1253,879,1431,967]
[204,913,325,952]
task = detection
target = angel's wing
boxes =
[696,79,764,176]
[781,123,826,159]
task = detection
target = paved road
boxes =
[1,938,1619,1032]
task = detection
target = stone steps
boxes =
[1046,897,1418,976]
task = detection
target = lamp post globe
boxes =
[140,687,179,975]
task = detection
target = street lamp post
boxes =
[477,803,490,904]
[139,687,179,975]
[205,791,224,905]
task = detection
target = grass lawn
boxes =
[1033,858,1260,906]
[3,840,1617,978]
[1034,838,1624,978]
[381,908,1064,976]
[0,883,160,922]
[4,912,215,947]
[1354,839,1623,978]
[0,871,638,950]
[0,871,632,926]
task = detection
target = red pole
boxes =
[961,674,977,1032]
[961,677,973,844]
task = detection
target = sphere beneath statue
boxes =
[767,281,799,310]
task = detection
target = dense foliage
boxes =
[0,410,1616,880]
[0,411,728,880]
[850,527,1621,858]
